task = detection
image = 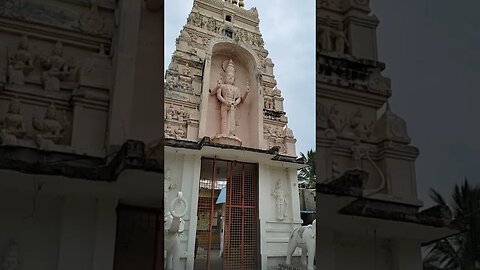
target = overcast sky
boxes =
[371,0,480,207]
[164,0,316,157]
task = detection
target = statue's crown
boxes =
[226,59,235,74]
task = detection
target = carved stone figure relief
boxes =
[234,28,264,47]
[7,35,34,86]
[319,25,333,52]
[40,41,76,91]
[318,56,391,95]
[0,98,26,145]
[368,69,391,94]
[272,179,288,221]
[350,107,375,139]
[319,18,350,55]
[264,124,291,154]
[350,142,370,168]
[328,104,346,134]
[78,2,104,35]
[165,122,187,140]
[165,104,190,122]
[318,103,329,129]
[264,95,274,110]
[332,160,340,179]
[32,103,69,149]
[210,59,249,145]
[334,25,350,55]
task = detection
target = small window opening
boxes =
[225,29,233,38]
[226,15,232,22]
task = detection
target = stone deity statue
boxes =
[8,35,34,85]
[41,41,74,91]
[272,179,288,220]
[319,25,333,52]
[210,59,249,145]
[32,103,69,149]
[334,27,350,55]
[0,98,26,145]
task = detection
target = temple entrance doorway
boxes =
[194,158,259,270]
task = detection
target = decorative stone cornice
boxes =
[0,140,162,181]
[0,0,115,39]
[318,53,391,99]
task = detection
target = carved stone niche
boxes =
[367,69,391,95]
[318,17,351,56]
[40,41,78,92]
[0,97,26,145]
[349,107,375,140]
[165,121,187,140]
[165,71,179,92]
[328,104,347,135]
[165,103,190,122]
[32,103,71,150]
[7,35,35,86]
[264,124,295,155]
[79,45,112,89]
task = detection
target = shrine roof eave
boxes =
[317,184,458,234]
[0,140,163,182]
[165,137,306,169]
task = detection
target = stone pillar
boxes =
[57,196,97,270]
[183,154,202,270]
[318,230,336,270]
[198,56,211,139]
[92,198,118,270]
[288,168,302,223]
[258,163,271,270]
[107,0,142,148]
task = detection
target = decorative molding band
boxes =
[0,17,111,50]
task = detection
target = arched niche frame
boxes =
[198,36,264,149]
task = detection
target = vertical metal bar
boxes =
[227,161,234,267]
[207,159,217,270]
[241,164,245,269]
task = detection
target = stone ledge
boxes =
[165,137,304,164]
[339,198,453,228]
[278,263,315,270]
[0,140,162,181]
[318,170,453,228]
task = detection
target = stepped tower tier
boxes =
[317,1,456,270]
[165,0,297,156]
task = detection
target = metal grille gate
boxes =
[194,158,258,270]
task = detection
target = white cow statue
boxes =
[164,191,188,270]
[286,219,316,270]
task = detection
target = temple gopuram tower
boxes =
[164,0,304,269]
[317,0,454,269]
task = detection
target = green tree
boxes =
[298,150,316,189]
[423,178,480,270]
